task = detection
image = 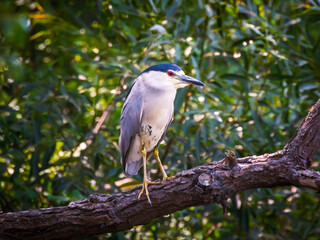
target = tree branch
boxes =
[283,98,320,168]
[1,99,320,240]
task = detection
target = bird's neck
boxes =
[141,75,177,96]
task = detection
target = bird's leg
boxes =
[154,146,175,181]
[138,144,160,204]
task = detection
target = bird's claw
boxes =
[138,178,160,204]
[162,176,175,181]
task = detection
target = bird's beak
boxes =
[177,75,205,86]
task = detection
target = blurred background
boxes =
[1,0,320,239]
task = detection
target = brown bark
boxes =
[1,99,320,240]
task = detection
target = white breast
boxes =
[139,77,176,152]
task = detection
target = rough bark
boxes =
[1,99,320,240]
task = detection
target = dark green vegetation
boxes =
[1,0,320,239]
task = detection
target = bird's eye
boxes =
[167,71,174,76]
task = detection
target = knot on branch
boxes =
[88,193,110,203]
[222,150,240,170]
[195,170,215,195]
[198,173,213,187]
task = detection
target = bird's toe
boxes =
[162,175,175,181]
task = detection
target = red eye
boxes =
[167,71,174,76]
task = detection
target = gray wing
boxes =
[119,80,143,175]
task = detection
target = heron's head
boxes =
[140,64,205,89]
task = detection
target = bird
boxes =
[119,63,205,204]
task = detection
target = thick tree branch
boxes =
[1,99,320,240]
[283,98,320,168]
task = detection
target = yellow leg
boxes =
[138,144,160,204]
[154,146,175,181]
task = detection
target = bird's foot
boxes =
[138,178,160,204]
[162,175,175,181]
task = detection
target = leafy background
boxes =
[1,0,320,239]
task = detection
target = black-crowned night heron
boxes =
[119,63,204,203]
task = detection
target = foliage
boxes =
[1,0,320,239]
